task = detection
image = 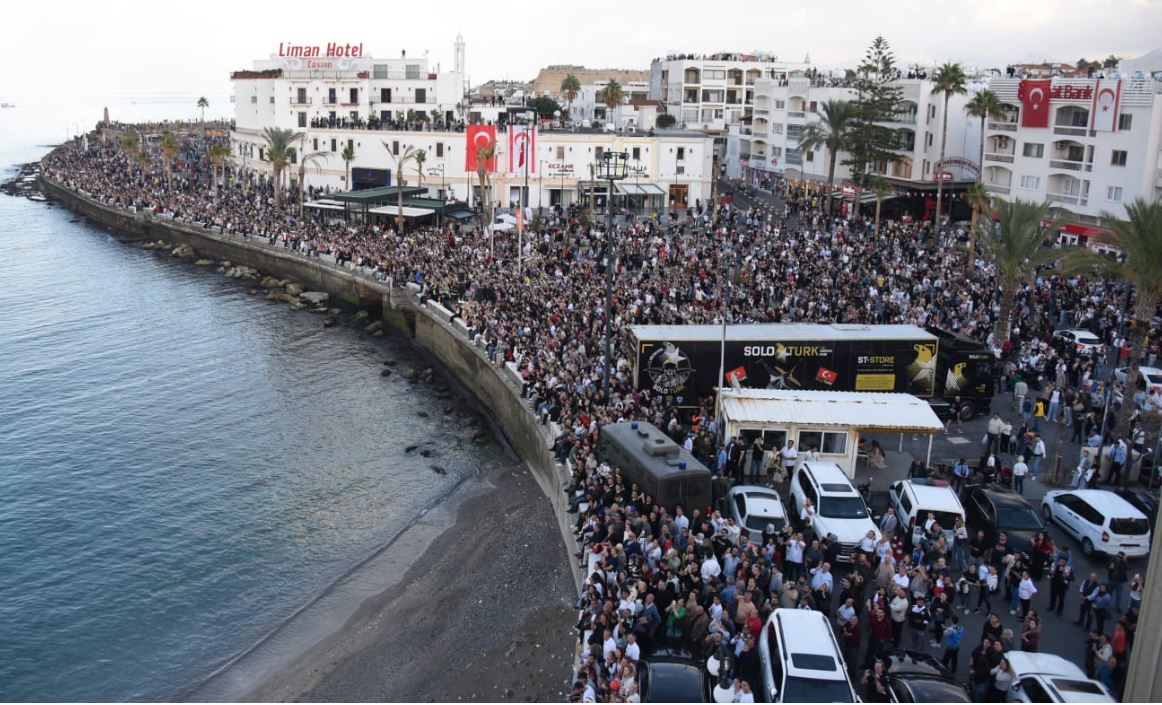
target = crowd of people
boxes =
[42,126,1159,703]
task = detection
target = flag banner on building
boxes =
[725,366,747,384]
[1091,79,1122,132]
[507,125,537,174]
[465,125,497,172]
[1017,79,1051,128]
[815,366,839,385]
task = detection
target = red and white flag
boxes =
[1091,79,1122,132]
[507,125,536,174]
[465,125,496,172]
[1018,79,1051,128]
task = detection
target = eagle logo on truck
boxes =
[645,342,694,394]
[908,343,937,394]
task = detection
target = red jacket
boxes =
[867,612,893,643]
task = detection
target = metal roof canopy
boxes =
[631,323,936,343]
[615,182,667,196]
[303,200,345,211]
[329,186,428,204]
[720,389,943,434]
[367,205,436,219]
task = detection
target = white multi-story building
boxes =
[727,73,980,205]
[980,76,1162,227]
[569,79,651,124]
[649,53,809,132]
[232,35,468,135]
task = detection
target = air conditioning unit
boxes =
[643,438,679,458]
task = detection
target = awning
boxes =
[828,191,899,205]
[444,208,476,221]
[303,200,345,211]
[368,205,436,219]
[1061,223,1107,238]
[615,182,666,196]
[720,389,943,433]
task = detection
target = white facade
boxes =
[569,80,651,124]
[649,54,809,132]
[232,38,467,134]
[981,76,1162,223]
[231,125,714,211]
[727,75,979,188]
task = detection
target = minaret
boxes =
[454,33,465,75]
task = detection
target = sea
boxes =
[0,94,510,701]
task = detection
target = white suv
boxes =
[1004,651,1115,702]
[790,461,880,561]
[889,478,966,546]
[758,608,857,703]
[1041,489,1152,558]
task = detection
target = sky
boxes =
[2,0,1160,102]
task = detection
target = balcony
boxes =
[1053,125,1089,137]
[1047,192,1080,204]
[787,111,806,120]
[291,100,311,107]
[1049,159,1092,172]
[987,121,1018,132]
[985,153,1015,163]
[890,112,918,125]
[985,184,1011,195]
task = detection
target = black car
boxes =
[961,484,1046,556]
[1114,486,1158,524]
[880,650,954,679]
[639,654,712,702]
[886,674,973,703]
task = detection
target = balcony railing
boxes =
[1047,192,1080,204]
[787,111,806,119]
[988,121,1018,132]
[1053,125,1089,137]
[985,153,1015,163]
[890,113,918,124]
[1049,159,1092,172]
[985,184,1011,195]
[291,100,311,107]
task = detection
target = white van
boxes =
[1040,489,1152,558]
[1004,651,1115,702]
[889,478,966,546]
[758,608,857,703]
[790,461,879,561]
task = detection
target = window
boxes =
[269,96,275,104]
[808,100,817,113]
[772,123,784,135]
[415,88,427,103]
[1022,143,1044,158]
[312,138,318,151]
[297,112,306,128]
[631,147,641,160]
[664,481,682,504]
[898,491,913,516]
[405,64,421,80]
[296,87,307,104]
[1073,500,1104,526]
[595,146,604,160]
[805,150,814,162]
[1107,186,1123,202]
[327,88,336,104]
[926,133,933,147]
[1118,114,1133,131]
[391,140,399,156]
[436,143,444,158]
[798,431,847,455]
[676,147,685,160]
[704,69,726,80]
[1019,175,1041,190]
[330,139,337,152]
[774,99,786,110]
[797,472,818,506]
[556,146,565,160]
[372,64,389,80]
[1017,678,1053,703]
[250,95,257,104]
[1111,150,1127,166]
[380,88,392,103]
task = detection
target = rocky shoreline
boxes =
[1,162,47,200]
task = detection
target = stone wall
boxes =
[41,176,582,592]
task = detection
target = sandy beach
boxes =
[245,461,577,703]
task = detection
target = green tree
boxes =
[964,181,991,272]
[197,96,209,132]
[844,36,903,216]
[560,73,581,119]
[965,89,1005,182]
[931,62,968,228]
[296,148,328,215]
[340,144,356,189]
[532,95,564,119]
[159,131,180,190]
[601,79,624,118]
[1071,200,1162,442]
[207,142,231,190]
[976,197,1060,342]
[261,127,304,208]
[475,143,496,249]
[872,175,890,236]
[414,148,427,188]
[797,99,858,215]
[655,113,677,129]
[384,142,419,230]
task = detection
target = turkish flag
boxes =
[1091,79,1121,132]
[1018,79,1051,128]
[816,366,839,385]
[465,125,497,172]
[507,125,536,174]
[725,366,747,384]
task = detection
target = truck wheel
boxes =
[958,401,975,422]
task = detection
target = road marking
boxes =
[946,436,971,444]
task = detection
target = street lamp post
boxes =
[595,150,629,405]
[539,159,548,214]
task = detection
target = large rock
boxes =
[171,244,194,258]
[300,291,329,306]
[265,291,298,304]
[194,259,213,266]
[365,320,384,334]
[285,282,303,296]
[260,276,282,289]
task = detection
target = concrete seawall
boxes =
[40,177,582,592]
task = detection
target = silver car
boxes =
[728,485,787,544]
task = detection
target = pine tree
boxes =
[844,36,904,216]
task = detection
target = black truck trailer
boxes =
[630,323,996,419]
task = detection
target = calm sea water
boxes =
[0,97,506,701]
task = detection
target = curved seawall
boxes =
[39,177,583,593]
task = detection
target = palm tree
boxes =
[296,148,328,215]
[340,144,356,189]
[197,96,209,133]
[383,142,420,230]
[601,79,624,122]
[159,131,180,190]
[207,143,231,190]
[120,133,139,155]
[797,99,858,215]
[964,90,1004,182]
[414,148,427,189]
[872,175,890,235]
[261,127,303,208]
[474,143,496,250]
[1072,200,1162,441]
[975,197,1059,343]
[964,181,991,272]
[931,62,968,229]
[561,73,581,120]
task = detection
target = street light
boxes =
[539,159,548,214]
[595,150,629,404]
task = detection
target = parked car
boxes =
[1114,486,1158,524]
[880,650,955,679]
[1041,489,1151,558]
[757,608,857,702]
[887,479,966,547]
[886,674,972,703]
[1114,365,1162,394]
[639,651,712,702]
[728,485,788,544]
[961,484,1046,556]
[1053,329,1105,357]
[790,461,880,562]
[1004,651,1115,702]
